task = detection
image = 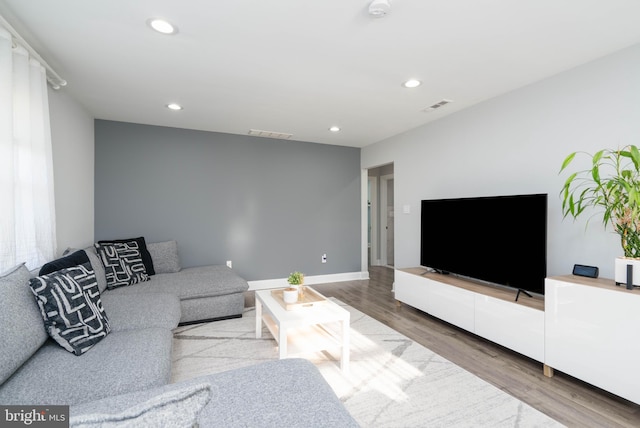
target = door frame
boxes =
[380,174,393,267]
[367,176,378,266]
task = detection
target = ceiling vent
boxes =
[422,99,453,113]
[248,129,293,139]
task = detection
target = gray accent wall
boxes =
[95,120,361,281]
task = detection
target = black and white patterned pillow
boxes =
[97,237,155,276]
[95,241,149,289]
[29,263,111,356]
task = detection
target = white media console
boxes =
[395,268,640,405]
[395,268,545,362]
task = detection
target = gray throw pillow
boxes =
[69,383,212,428]
[83,246,108,294]
[147,240,181,274]
[29,263,110,355]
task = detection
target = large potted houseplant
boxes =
[560,144,640,286]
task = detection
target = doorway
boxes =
[367,164,394,267]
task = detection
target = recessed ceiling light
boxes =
[329,126,341,132]
[403,79,421,88]
[147,18,178,35]
[369,0,391,17]
[166,103,183,111]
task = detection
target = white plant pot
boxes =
[283,288,299,304]
[614,257,640,287]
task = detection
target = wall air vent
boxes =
[248,129,293,139]
[422,99,453,113]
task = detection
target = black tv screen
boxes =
[420,193,547,295]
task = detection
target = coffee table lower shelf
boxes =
[262,313,343,356]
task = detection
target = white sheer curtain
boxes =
[0,25,56,271]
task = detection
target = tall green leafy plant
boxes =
[560,145,640,258]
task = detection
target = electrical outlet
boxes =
[226,260,232,269]
[322,254,327,264]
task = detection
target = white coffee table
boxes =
[255,287,350,372]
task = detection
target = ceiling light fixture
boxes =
[403,79,421,88]
[147,18,178,35]
[369,0,391,18]
[329,126,341,132]
[166,103,183,111]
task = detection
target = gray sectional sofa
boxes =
[0,239,358,427]
[87,239,249,325]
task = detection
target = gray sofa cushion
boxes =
[100,292,181,331]
[179,293,245,324]
[71,359,359,428]
[0,328,173,406]
[70,383,211,428]
[0,263,48,385]
[147,240,181,274]
[107,265,249,300]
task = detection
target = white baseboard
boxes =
[248,271,369,291]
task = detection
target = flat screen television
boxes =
[420,193,547,295]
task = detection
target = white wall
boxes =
[48,88,95,255]
[362,43,640,280]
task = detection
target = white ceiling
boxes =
[2,0,640,148]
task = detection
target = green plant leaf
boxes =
[591,165,600,183]
[631,145,640,170]
[562,172,577,189]
[559,152,576,172]
[592,149,604,165]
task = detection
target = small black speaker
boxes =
[572,264,599,278]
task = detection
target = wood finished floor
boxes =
[245,266,640,428]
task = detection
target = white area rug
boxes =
[172,299,563,427]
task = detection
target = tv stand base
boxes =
[515,288,533,302]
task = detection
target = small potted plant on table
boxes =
[287,271,305,299]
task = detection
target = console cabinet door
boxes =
[545,277,640,404]
[424,278,475,332]
[475,295,544,362]
[395,270,431,313]
[394,270,474,331]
